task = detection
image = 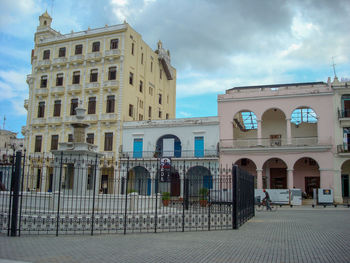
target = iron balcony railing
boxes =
[220,136,329,149]
[337,144,350,153]
[120,150,219,159]
[338,109,350,118]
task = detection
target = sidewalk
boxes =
[0,209,349,263]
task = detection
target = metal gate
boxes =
[0,153,254,236]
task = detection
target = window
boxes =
[141,53,144,64]
[70,98,78,115]
[194,136,204,157]
[131,43,134,55]
[159,94,162,104]
[37,102,45,118]
[106,95,115,113]
[160,69,162,79]
[86,133,94,144]
[40,75,48,88]
[139,81,143,93]
[133,138,143,158]
[139,100,143,109]
[75,44,83,55]
[72,71,80,84]
[51,135,59,150]
[104,133,113,151]
[92,42,100,52]
[110,39,118,49]
[148,106,152,118]
[53,100,61,117]
[166,113,169,119]
[108,67,116,80]
[43,50,50,60]
[90,69,98,82]
[149,87,153,96]
[129,72,134,85]
[291,107,317,125]
[58,47,66,57]
[167,95,169,104]
[151,61,153,72]
[158,110,162,118]
[139,114,143,120]
[129,104,134,117]
[56,73,63,86]
[88,97,96,114]
[68,134,73,142]
[34,135,42,152]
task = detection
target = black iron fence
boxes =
[0,152,254,236]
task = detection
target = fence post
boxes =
[182,160,185,232]
[91,154,98,236]
[7,151,16,236]
[154,158,159,233]
[56,152,63,237]
[18,151,26,237]
[123,156,129,235]
[232,165,239,230]
[10,151,22,237]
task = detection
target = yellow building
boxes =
[22,12,176,191]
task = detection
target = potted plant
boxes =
[199,188,208,207]
[162,192,171,206]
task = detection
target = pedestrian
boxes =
[263,189,271,211]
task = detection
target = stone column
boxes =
[256,169,263,189]
[333,170,343,204]
[95,164,101,194]
[40,164,47,192]
[73,160,87,196]
[52,162,61,192]
[286,118,292,145]
[257,120,262,145]
[287,169,294,189]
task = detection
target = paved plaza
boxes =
[0,207,349,263]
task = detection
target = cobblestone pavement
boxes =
[0,207,349,263]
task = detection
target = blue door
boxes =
[203,175,213,189]
[133,138,143,158]
[174,140,181,157]
[194,136,204,157]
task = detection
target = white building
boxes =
[119,117,219,197]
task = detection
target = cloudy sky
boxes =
[0,0,349,137]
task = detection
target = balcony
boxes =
[100,113,117,122]
[47,117,62,124]
[337,144,350,155]
[34,88,48,97]
[103,80,119,91]
[31,118,46,125]
[338,109,350,127]
[69,55,84,64]
[53,57,67,66]
[67,84,82,94]
[85,115,98,122]
[85,82,100,93]
[51,86,65,95]
[86,52,102,62]
[120,150,219,159]
[24,99,29,110]
[37,60,51,67]
[104,49,121,58]
[220,137,331,152]
[64,116,78,122]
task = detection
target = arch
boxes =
[157,166,180,197]
[293,157,320,198]
[261,108,287,146]
[290,106,318,139]
[186,166,212,196]
[340,159,350,199]
[234,158,257,188]
[262,158,287,189]
[155,134,182,158]
[233,110,258,141]
[128,166,151,195]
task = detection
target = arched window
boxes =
[291,107,317,125]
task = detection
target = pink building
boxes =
[218,81,342,203]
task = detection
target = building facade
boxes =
[332,77,350,202]
[218,81,343,203]
[119,117,219,197]
[0,129,24,163]
[22,12,176,191]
